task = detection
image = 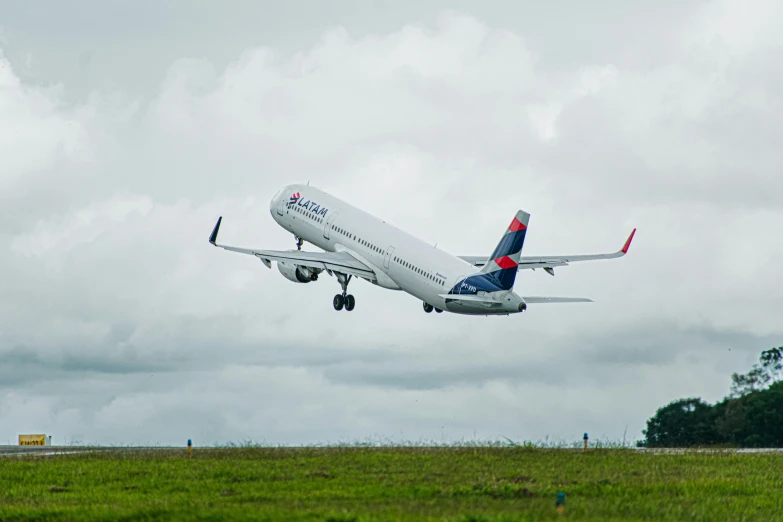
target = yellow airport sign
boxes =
[18,434,47,446]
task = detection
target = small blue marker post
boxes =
[556,491,565,515]
[583,432,588,452]
[187,439,192,459]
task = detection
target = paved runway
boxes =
[2,445,782,457]
[0,446,176,457]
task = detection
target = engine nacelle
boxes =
[277,262,320,283]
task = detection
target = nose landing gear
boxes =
[333,272,356,311]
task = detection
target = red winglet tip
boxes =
[621,228,636,254]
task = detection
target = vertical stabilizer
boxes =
[477,210,530,290]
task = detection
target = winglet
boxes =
[209,216,222,245]
[621,228,636,254]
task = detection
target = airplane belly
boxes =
[397,278,449,311]
[443,300,509,315]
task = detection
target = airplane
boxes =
[208,184,635,315]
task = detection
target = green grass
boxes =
[1,446,782,521]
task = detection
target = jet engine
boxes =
[277,262,320,283]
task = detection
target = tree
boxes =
[642,347,783,448]
[642,398,722,447]
[714,398,745,445]
[730,382,783,447]
[730,347,783,397]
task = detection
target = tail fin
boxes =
[478,210,530,290]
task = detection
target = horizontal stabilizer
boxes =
[522,297,593,304]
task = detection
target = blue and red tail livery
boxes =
[450,210,530,295]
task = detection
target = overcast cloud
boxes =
[1,0,781,446]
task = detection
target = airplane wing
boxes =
[521,297,593,303]
[207,217,377,281]
[438,294,592,305]
[459,229,636,274]
[438,294,593,307]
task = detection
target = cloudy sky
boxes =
[1,0,781,446]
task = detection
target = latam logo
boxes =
[288,192,329,217]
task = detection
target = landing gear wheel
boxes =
[295,236,304,250]
[423,302,434,313]
[435,308,443,313]
[333,272,353,311]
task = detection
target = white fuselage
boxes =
[269,184,526,315]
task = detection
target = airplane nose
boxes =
[270,187,286,218]
[270,189,281,214]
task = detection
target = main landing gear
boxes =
[423,302,443,314]
[294,236,304,250]
[333,272,356,311]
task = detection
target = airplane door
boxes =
[383,246,395,269]
[324,212,338,240]
[276,196,286,216]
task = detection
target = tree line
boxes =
[640,347,783,447]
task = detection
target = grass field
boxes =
[1,446,782,521]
